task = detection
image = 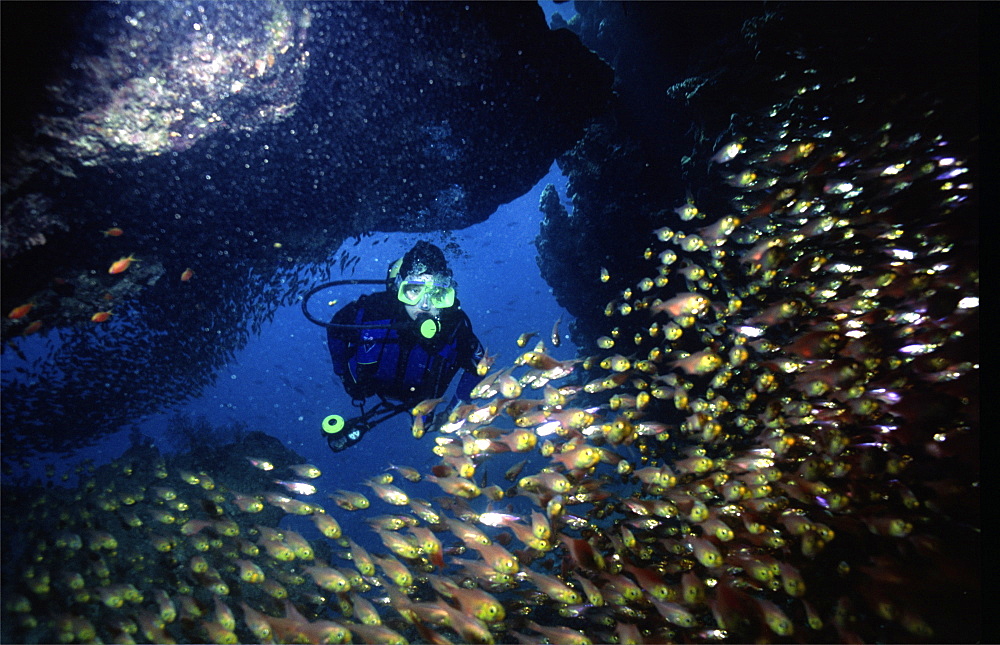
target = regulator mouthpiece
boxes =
[418,316,440,339]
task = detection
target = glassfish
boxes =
[272,480,317,496]
[468,540,519,574]
[304,565,350,592]
[364,480,409,506]
[245,457,274,471]
[650,292,711,317]
[409,526,445,568]
[288,463,322,478]
[522,568,582,604]
[329,490,370,510]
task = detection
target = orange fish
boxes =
[91,311,113,323]
[102,227,124,237]
[23,320,44,335]
[180,268,195,282]
[7,303,34,319]
[108,254,138,274]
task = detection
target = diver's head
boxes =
[398,241,453,283]
[393,242,457,324]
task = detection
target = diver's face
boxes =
[403,273,442,321]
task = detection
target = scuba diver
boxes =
[317,241,484,452]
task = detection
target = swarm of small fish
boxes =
[2,70,978,644]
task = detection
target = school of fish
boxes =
[1,68,978,644]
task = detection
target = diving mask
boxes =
[397,277,456,309]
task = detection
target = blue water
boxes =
[538,0,577,27]
[31,163,577,495]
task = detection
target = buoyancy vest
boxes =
[328,292,478,404]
